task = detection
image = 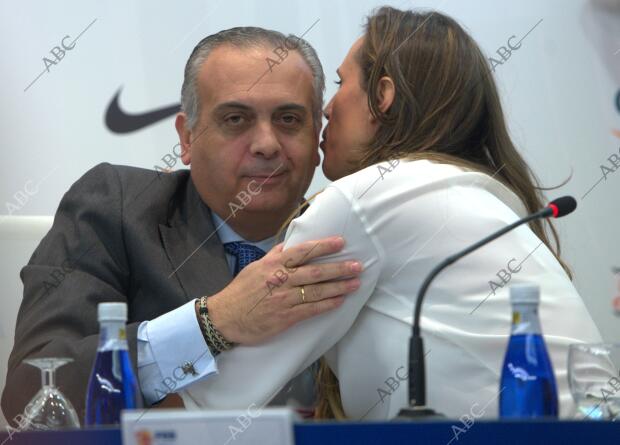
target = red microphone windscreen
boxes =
[548,196,577,218]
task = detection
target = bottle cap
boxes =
[98,302,127,322]
[510,283,540,305]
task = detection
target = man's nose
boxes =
[249,121,282,159]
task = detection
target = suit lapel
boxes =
[159,176,232,300]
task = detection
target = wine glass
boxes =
[568,343,620,420]
[21,357,80,430]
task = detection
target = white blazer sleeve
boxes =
[180,186,384,409]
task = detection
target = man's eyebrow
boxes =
[274,103,308,113]
[213,101,253,113]
[336,68,342,77]
[212,102,307,114]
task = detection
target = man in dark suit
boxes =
[2,27,362,423]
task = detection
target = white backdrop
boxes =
[0,0,618,343]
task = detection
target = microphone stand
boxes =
[396,207,553,420]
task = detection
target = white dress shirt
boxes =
[180,159,603,419]
[136,213,276,404]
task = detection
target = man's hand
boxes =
[205,236,362,345]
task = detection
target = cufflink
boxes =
[181,361,198,376]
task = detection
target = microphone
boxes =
[397,196,577,420]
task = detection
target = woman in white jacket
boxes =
[181,7,603,419]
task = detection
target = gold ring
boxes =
[300,286,306,304]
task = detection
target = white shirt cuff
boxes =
[136,300,218,405]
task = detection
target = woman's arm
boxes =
[180,186,384,409]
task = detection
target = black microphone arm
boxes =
[398,196,576,419]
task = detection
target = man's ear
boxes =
[376,76,395,113]
[174,113,192,165]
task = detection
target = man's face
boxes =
[179,44,320,221]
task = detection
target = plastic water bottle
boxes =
[85,302,140,425]
[499,284,558,418]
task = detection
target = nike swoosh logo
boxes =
[105,87,180,134]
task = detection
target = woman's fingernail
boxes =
[349,279,361,290]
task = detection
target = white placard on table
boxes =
[121,407,298,445]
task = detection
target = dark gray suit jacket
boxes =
[2,163,235,423]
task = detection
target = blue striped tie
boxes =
[223,242,266,276]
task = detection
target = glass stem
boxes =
[42,368,55,388]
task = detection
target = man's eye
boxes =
[225,115,245,125]
[334,80,342,87]
[280,114,300,125]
